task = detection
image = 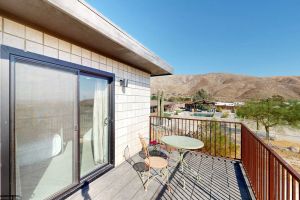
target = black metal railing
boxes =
[149,116,300,199]
[149,116,241,159]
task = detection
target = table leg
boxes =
[179,151,201,182]
[178,150,186,188]
[179,150,191,171]
[179,149,185,172]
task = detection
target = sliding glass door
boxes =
[14,60,78,200]
[10,52,113,200]
[7,48,114,200]
[80,75,109,177]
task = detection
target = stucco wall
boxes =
[0,16,150,166]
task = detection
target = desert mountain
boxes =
[151,73,300,102]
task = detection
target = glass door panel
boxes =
[80,75,109,177]
[14,60,78,200]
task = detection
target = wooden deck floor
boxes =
[67,151,253,200]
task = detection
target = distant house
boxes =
[184,100,215,111]
[150,100,176,113]
[184,100,244,112]
[0,1,173,199]
[215,102,245,112]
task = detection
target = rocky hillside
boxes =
[151,73,300,101]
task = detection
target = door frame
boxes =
[0,45,115,199]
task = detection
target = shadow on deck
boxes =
[68,151,253,200]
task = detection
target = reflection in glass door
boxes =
[14,60,78,200]
[80,75,109,177]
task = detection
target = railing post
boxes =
[240,124,243,162]
[269,152,275,200]
[149,116,152,143]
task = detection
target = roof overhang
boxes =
[0,0,173,75]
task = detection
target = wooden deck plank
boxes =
[67,162,133,200]
[210,158,230,199]
[68,151,253,200]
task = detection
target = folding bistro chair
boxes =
[139,135,170,192]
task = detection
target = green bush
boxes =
[151,95,157,100]
[236,96,300,140]
[168,96,177,102]
[197,122,238,158]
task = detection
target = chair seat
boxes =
[145,156,168,169]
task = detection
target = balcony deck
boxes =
[67,151,253,200]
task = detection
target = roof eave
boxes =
[0,0,173,75]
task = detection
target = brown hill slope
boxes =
[151,73,300,101]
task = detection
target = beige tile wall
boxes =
[0,16,150,166]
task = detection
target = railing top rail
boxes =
[241,123,300,182]
[149,116,240,124]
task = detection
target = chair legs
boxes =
[144,168,151,191]
[163,167,171,193]
[143,167,171,192]
[141,171,145,182]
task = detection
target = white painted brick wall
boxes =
[0,16,151,166]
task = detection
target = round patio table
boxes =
[160,135,204,150]
[160,135,204,188]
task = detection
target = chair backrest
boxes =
[124,145,135,165]
[139,135,149,158]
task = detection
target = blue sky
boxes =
[87,0,300,77]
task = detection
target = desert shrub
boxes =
[174,110,182,115]
[221,111,229,118]
[168,96,177,102]
[216,107,222,112]
[163,112,171,117]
